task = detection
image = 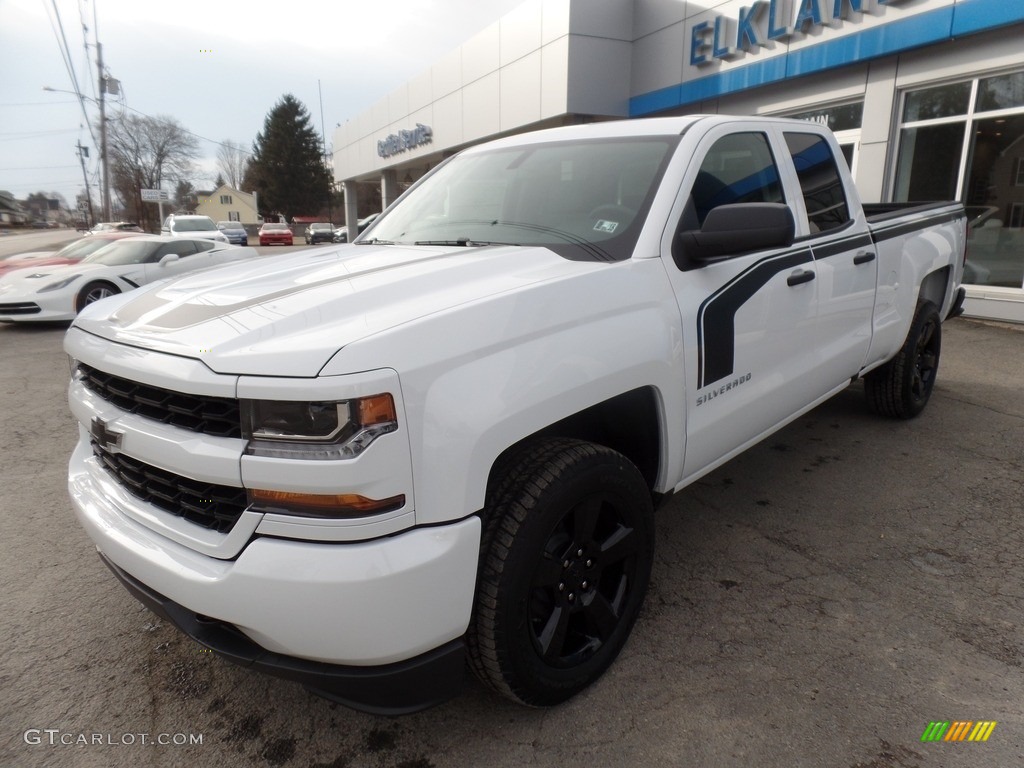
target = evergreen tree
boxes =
[174,180,196,213]
[247,95,331,221]
[214,173,226,189]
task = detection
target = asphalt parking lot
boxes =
[1,316,1022,768]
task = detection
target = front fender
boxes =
[328,258,686,527]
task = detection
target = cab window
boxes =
[690,132,784,227]
[783,132,851,233]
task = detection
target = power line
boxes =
[0,129,82,137]
[42,0,98,150]
[0,100,78,107]
[115,98,253,156]
[0,165,80,171]
[79,0,98,103]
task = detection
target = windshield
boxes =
[311,223,332,231]
[263,223,288,231]
[82,240,157,265]
[218,221,244,230]
[173,217,216,232]
[366,137,678,261]
[56,237,120,261]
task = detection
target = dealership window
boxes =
[895,72,1024,288]
[785,102,863,175]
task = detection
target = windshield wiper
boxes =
[413,237,518,247]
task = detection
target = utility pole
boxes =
[97,40,111,221]
[76,142,95,226]
[318,79,332,225]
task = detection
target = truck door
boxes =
[781,130,876,379]
[660,126,823,482]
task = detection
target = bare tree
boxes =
[106,113,198,230]
[216,140,248,190]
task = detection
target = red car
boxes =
[258,223,294,246]
[0,232,143,278]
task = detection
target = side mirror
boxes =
[159,253,181,266]
[679,203,795,262]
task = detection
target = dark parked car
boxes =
[217,221,248,246]
[304,222,335,244]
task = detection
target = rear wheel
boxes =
[75,281,119,313]
[468,438,654,706]
[865,301,942,419]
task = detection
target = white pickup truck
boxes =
[65,115,966,714]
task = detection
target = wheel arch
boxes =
[917,266,950,315]
[486,387,664,503]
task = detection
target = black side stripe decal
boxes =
[696,247,812,389]
[870,211,963,244]
[811,234,874,260]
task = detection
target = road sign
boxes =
[140,188,169,202]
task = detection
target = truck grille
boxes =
[91,441,248,533]
[78,363,241,438]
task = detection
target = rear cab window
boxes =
[783,132,851,234]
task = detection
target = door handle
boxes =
[787,270,815,287]
[854,251,876,265]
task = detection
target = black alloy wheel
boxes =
[469,438,654,706]
[865,300,942,419]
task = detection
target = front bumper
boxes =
[69,433,481,711]
[101,554,466,714]
[0,291,75,322]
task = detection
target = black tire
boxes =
[468,438,654,706]
[75,281,120,313]
[864,300,942,419]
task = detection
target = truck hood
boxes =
[72,243,598,376]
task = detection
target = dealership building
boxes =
[332,0,1024,322]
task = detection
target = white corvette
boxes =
[0,235,256,322]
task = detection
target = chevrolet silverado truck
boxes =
[65,115,966,714]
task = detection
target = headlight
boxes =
[38,274,81,292]
[241,393,398,460]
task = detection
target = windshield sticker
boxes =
[593,220,619,234]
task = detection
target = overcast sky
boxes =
[1,0,525,211]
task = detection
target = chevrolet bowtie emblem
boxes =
[90,417,123,452]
